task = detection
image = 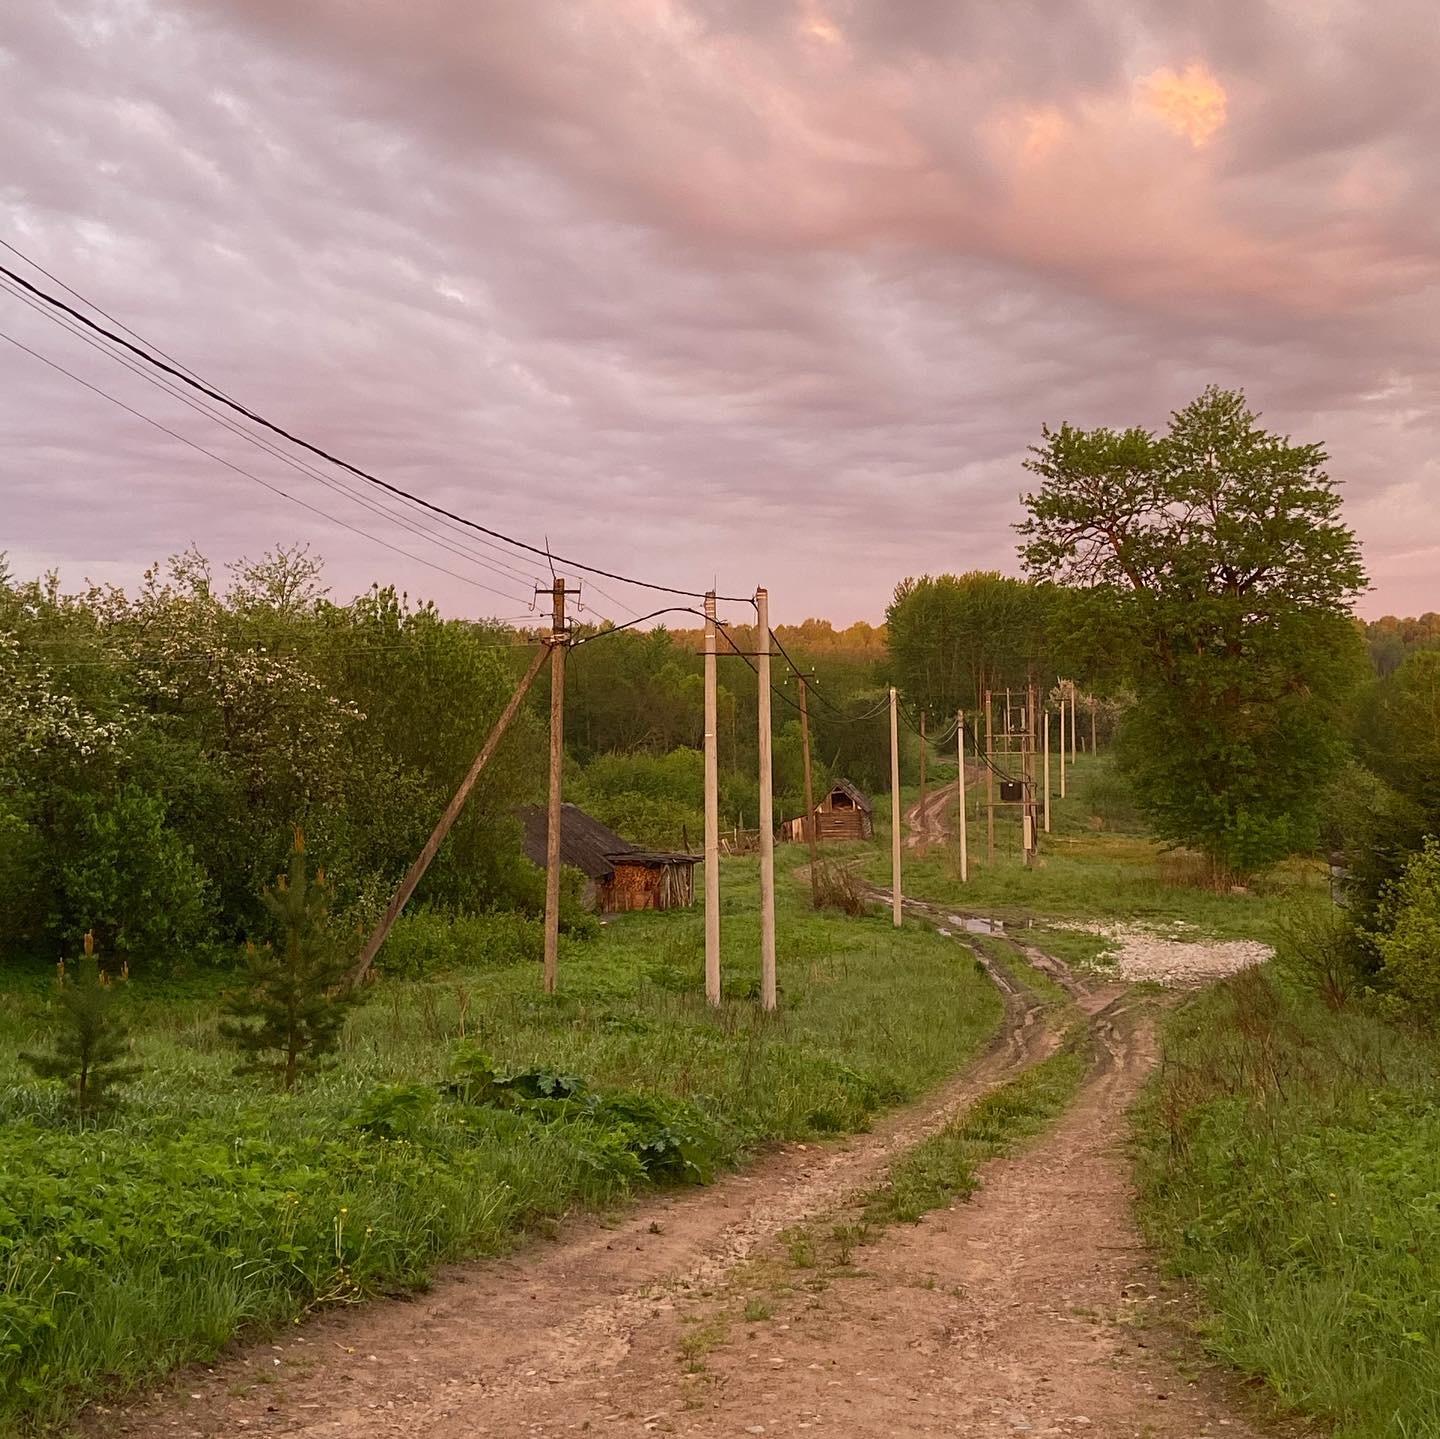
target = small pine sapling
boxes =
[222,828,359,1089]
[21,930,141,1112]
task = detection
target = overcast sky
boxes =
[2,1,1436,625]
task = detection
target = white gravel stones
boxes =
[1063,921,1271,986]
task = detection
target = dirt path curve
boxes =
[97,947,1297,1439]
[905,779,964,850]
[96,944,1053,1439]
[645,995,1293,1439]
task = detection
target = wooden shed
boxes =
[782,779,874,843]
[517,803,699,914]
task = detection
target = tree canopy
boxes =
[1019,386,1368,874]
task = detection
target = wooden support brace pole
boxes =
[349,643,549,987]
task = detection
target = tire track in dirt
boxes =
[95,931,1055,1439]
[96,920,1302,1439]
[904,779,964,851]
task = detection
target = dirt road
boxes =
[906,778,965,850]
[96,932,1294,1439]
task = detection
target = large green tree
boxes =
[1018,386,1367,875]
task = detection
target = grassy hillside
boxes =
[1137,970,1440,1438]
[0,858,998,1433]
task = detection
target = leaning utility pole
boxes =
[703,591,721,1005]
[542,576,568,996]
[956,709,969,883]
[756,588,777,1012]
[889,686,902,926]
[798,675,819,905]
[349,644,549,988]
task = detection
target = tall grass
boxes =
[0,858,999,1433]
[871,755,1323,944]
[1136,969,1440,1438]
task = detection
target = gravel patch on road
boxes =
[1063,921,1272,986]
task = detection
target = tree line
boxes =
[0,548,893,972]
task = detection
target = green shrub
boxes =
[1077,762,1141,832]
[20,938,140,1112]
[1274,901,1364,1011]
[220,835,359,1089]
[1370,837,1440,1020]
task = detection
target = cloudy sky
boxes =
[2,1,1436,625]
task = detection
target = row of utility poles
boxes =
[886,682,1096,926]
[351,575,1101,1001]
[351,578,785,1007]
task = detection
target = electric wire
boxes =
[0,257,752,603]
[0,272,555,596]
[0,325,536,608]
[0,246,574,600]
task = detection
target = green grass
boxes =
[975,937,1072,1007]
[1136,969,1440,1438]
[0,858,999,1434]
[871,756,1322,947]
[860,1030,1089,1229]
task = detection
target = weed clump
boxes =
[812,861,868,917]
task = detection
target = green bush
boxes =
[1370,837,1440,1019]
[1274,901,1364,1011]
[1076,762,1142,832]
[20,944,141,1112]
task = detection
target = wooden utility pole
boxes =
[1043,705,1052,834]
[543,576,568,996]
[1058,690,1067,800]
[956,709,969,883]
[703,591,721,1005]
[917,709,928,854]
[756,588,777,1012]
[985,689,995,864]
[1022,683,1037,867]
[1070,685,1078,762]
[349,643,549,987]
[798,675,819,905]
[1091,699,1098,755]
[889,686,902,926]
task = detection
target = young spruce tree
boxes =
[21,930,141,1112]
[222,829,358,1089]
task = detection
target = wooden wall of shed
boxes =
[600,861,696,913]
[784,810,872,843]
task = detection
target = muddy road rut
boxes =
[96,932,1292,1439]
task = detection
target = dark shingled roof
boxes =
[516,803,697,879]
[829,778,873,814]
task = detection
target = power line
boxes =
[0,326,535,609]
[0,271,555,596]
[0,256,752,604]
